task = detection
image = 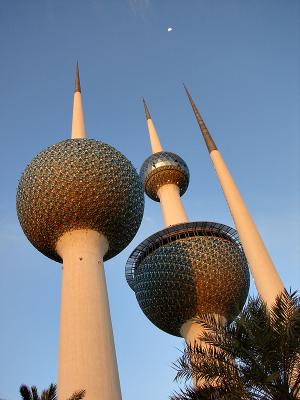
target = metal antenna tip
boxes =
[75,62,81,93]
[143,98,151,120]
[184,85,217,153]
[183,83,191,98]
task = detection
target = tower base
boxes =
[56,229,122,400]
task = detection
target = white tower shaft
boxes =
[71,93,86,138]
[147,118,163,153]
[210,150,284,305]
[71,63,87,139]
[143,99,189,226]
[56,229,122,400]
[158,184,189,226]
[185,86,284,307]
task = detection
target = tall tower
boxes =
[184,86,284,307]
[16,66,144,400]
[126,100,249,344]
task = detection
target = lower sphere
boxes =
[131,230,249,336]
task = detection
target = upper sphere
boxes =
[17,139,144,262]
[140,151,189,202]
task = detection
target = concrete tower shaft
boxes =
[143,98,163,153]
[184,85,284,307]
[72,63,86,139]
[17,67,145,400]
[141,99,189,226]
[57,230,121,400]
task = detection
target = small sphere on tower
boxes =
[17,138,144,262]
[140,151,189,201]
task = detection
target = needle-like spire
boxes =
[142,98,163,153]
[143,98,151,120]
[184,84,217,153]
[71,63,86,139]
[74,62,81,93]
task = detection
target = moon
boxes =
[167,27,173,32]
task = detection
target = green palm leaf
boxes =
[171,291,300,400]
[19,384,85,400]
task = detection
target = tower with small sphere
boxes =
[16,65,144,400]
[126,100,249,345]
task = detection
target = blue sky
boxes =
[0,1,299,399]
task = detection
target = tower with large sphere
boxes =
[16,66,144,400]
[126,100,250,345]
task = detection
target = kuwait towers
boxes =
[16,65,144,399]
[126,100,250,344]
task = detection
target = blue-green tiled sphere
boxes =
[126,222,249,336]
[140,151,189,201]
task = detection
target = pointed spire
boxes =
[143,98,151,120]
[142,98,163,153]
[71,63,86,138]
[74,62,81,93]
[184,84,217,153]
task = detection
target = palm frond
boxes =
[20,385,33,400]
[66,389,86,400]
[40,384,56,400]
[30,387,39,400]
[172,291,300,400]
[173,348,194,383]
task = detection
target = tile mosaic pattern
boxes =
[126,222,249,336]
[140,151,189,201]
[17,139,144,262]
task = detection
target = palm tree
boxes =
[171,291,300,400]
[19,383,85,400]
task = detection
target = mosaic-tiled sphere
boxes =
[140,151,189,201]
[126,222,249,336]
[17,139,144,262]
